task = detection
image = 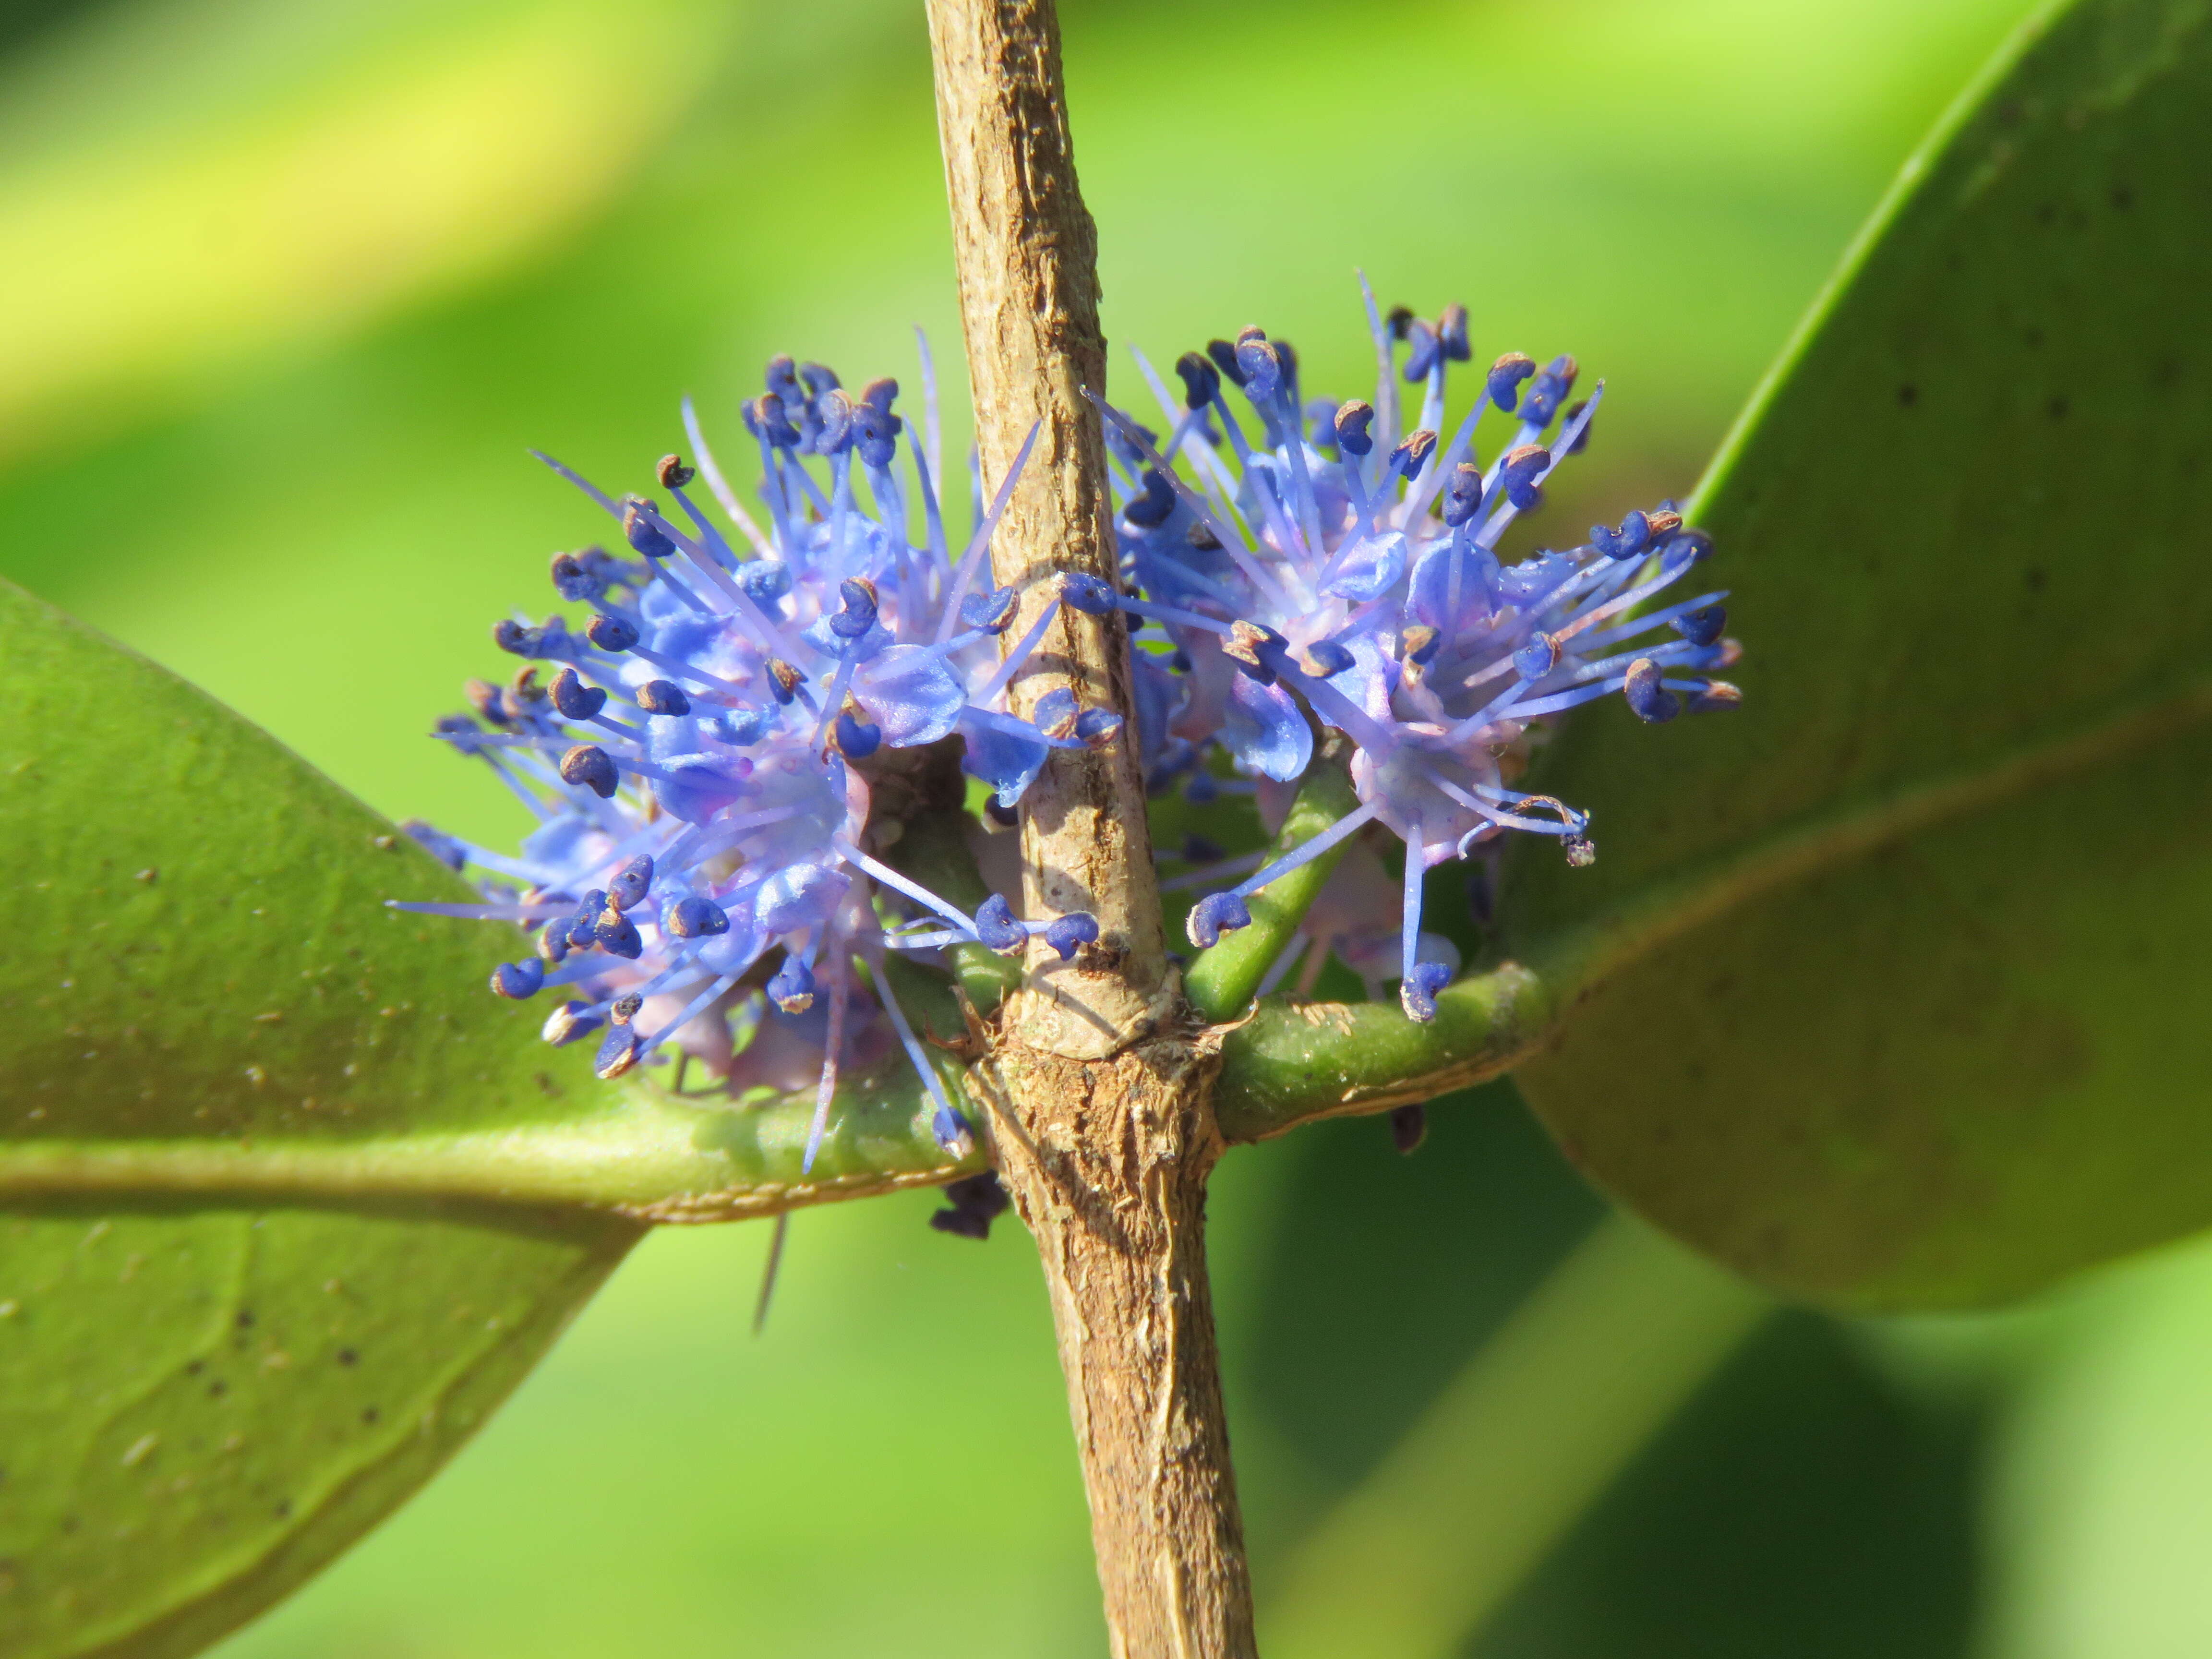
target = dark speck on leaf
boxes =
[362,1406,380,1424]
[234,1310,254,1330]
[2049,396,2070,420]
[2111,183,2134,210]
[1897,384,1919,408]
[2026,568,2048,592]
[207,1379,226,1398]
[336,1348,359,1367]
[273,1500,291,1519]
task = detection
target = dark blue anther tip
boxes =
[765,659,803,705]
[1487,352,1536,412]
[1443,462,1486,528]
[1123,469,1177,529]
[492,619,546,658]
[551,666,607,721]
[1439,303,1471,362]
[608,855,655,912]
[593,1025,640,1080]
[1389,429,1439,480]
[1187,891,1252,950]
[559,744,620,798]
[1059,573,1120,615]
[768,956,816,1013]
[1302,639,1357,679]
[1224,620,1284,684]
[1400,625,1442,668]
[813,388,854,454]
[1033,687,1080,742]
[595,910,644,959]
[798,361,840,396]
[586,613,639,653]
[490,959,545,999]
[1687,680,1743,714]
[541,1000,600,1046]
[1400,961,1454,1022]
[1205,337,1247,388]
[1501,445,1550,510]
[1235,335,1283,404]
[1564,399,1593,453]
[401,819,468,871]
[622,500,677,560]
[1334,399,1375,458]
[765,354,799,397]
[929,1104,975,1160]
[1044,913,1100,961]
[834,711,882,758]
[1672,605,1727,647]
[550,551,606,603]
[830,576,879,638]
[974,893,1027,954]
[637,679,691,717]
[1402,319,1441,383]
[960,585,1021,634]
[1591,509,1652,560]
[1385,305,1414,341]
[566,889,607,949]
[1175,350,1221,410]
[1074,708,1122,749]
[1623,658,1681,724]
[1658,526,1713,566]
[667,895,731,938]
[1514,633,1562,680]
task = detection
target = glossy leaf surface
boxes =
[1502,0,2212,1309]
[0,580,964,1654]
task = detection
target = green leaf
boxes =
[0,578,972,1652]
[1499,0,2212,1309]
[0,1200,637,1659]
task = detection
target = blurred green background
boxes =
[13,0,2212,1653]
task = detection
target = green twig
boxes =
[1183,744,1361,1022]
[1212,963,1555,1142]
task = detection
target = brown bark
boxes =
[924,3,1259,1655]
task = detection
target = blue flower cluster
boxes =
[398,348,1109,1167]
[1084,281,1742,1021]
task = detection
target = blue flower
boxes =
[397,347,1107,1167]
[1095,279,1744,1022]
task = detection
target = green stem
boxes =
[1183,745,1361,1022]
[1212,963,1555,1142]
[0,1051,981,1221]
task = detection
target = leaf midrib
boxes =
[1528,671,2212,999]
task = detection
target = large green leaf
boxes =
[0,1200,635,1659]
[0,578,968,1654]
[1499,0,2212,1309]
